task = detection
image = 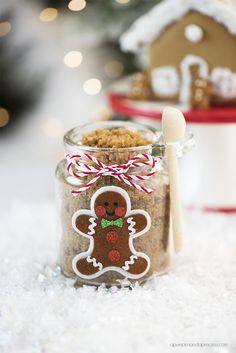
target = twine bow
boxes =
[66,152,162,195]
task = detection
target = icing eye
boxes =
[113,202,118,207]
[104,202,109,206]
[184,24,204,43]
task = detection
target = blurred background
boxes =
[0,0,160,207]
[1,0,236,212]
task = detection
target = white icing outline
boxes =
[122,255,138,271]
[87,256,103,271]
[127,216,136,235]
[88,217,96,236]
[180,55,209,104]
[72,186,151,280]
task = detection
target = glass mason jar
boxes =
[56,121,192,287]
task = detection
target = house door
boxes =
[179,55,209,105]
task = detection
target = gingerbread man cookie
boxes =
[72,186,151,280]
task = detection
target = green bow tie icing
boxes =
[101,218,123,229]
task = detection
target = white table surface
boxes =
[0,201,235,353]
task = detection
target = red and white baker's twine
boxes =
[66,152,162,194]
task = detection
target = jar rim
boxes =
[63,120,194,156]
[64,120,163,153]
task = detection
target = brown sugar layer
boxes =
[81,128,151,148]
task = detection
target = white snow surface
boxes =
[120,0,236,52]
[0,201,236,353]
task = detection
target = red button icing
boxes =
[108,250,121,262]
[106,230,119,244]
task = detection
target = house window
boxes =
[151,67,179,96]
[211,68,236,99]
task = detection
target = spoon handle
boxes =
[166,144,183,253]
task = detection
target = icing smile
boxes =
[106,210,115,216]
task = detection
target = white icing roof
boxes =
[120,0,236,52]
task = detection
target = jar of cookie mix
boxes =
[56,121,193,286]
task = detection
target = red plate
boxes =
[108,93,236,124]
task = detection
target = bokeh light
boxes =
[43,118,64,138]
[0,22,11,37]
[68,0,86,11]
[91,106,111,121]
[39,8,58,22]
[0,108,10,127]
[83,79,102,96]
[64,51,83,68]
[104,60,124,79]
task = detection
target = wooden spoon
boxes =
[162,107,186,253]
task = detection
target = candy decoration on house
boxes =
[120,0,236,110]
[190,67,212,110]
[130,72,152,101]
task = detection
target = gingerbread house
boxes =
[120,0,236,108]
